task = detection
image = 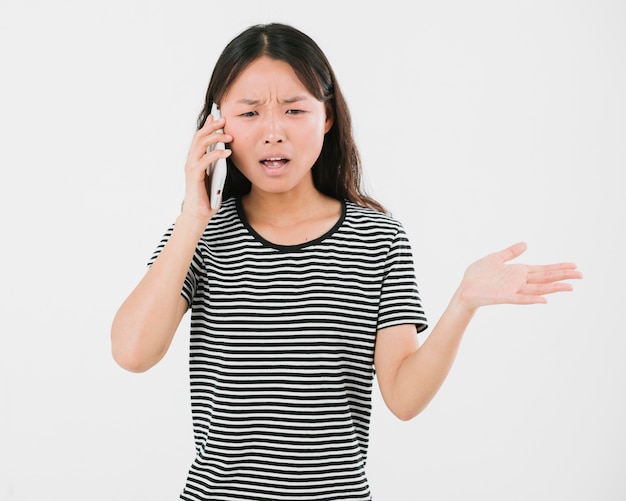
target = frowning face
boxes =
[220,56,333,199]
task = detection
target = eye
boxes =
[239,111,258,117]
[286,109,305,115]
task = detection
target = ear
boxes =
[324,104,334,133]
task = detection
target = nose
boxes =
[264,132,283,144]
[263,109,284,144]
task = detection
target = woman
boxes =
[111,23,581,501]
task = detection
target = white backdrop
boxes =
[1,1,624,499]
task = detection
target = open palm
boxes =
[458,242,582,309]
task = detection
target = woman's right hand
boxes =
[111,113,232,373]
[182,113,232,223]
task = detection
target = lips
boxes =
[261,156,289,169]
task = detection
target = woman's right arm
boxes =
[111,112,232,373]
[111,214,207,372]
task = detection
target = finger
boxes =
[186,151,231,186]
[499,293,547,305]
[200,114,213,129]
[520,282,574,295]
[202,108,222,127]
[202,117,227,135]
[204,132,233,150]
[526,262,579,273]
[203,148,232,166]
[527,267,583,284]
[194,118,227,150]
[189,131,232,164]
[493,242,527,263]
[202,126,232,152]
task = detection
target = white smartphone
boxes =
[206,103,227,210]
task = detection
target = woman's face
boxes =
[220,56,333,199]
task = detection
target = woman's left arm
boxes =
[374,242,582,421]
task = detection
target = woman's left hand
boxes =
[456,242,583,311]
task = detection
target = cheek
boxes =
[307,116,329,142]
[227,137,256,174]
[229,146,246,171]
[226,127,251,156]
[301,122,327,151]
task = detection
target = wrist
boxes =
[175,211,211,237]
[449,285,479,319]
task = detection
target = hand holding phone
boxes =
[206,103,227,210]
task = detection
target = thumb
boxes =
[494,241,527,263]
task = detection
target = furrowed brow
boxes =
[235,95,310,106]
[236,98,265,106]
[279,95,309,104]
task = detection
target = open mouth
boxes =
[261,157,289,169]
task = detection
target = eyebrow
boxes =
[235,95,311,106]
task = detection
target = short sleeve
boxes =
[376,226,428,333]
[147,225,202,309]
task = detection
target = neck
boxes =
[242,186,332,226]
[240,187,343,246]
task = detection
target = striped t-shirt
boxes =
[151,197,427,501]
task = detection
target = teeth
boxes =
[262,156,287,170]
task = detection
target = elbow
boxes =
[112,346,154,373]
[390,405,423,422]
[110,325,159,373]
[386,396,431,422]
[394,411,416,422]
[111,338,153,373]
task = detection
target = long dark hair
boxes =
[198,23,386,213]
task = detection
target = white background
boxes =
[1,1,624,499]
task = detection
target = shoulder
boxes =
[332,202,413,255]
[343,201,406,235]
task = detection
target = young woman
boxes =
[111,23,581,501]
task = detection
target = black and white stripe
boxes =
[151,197,427,501]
